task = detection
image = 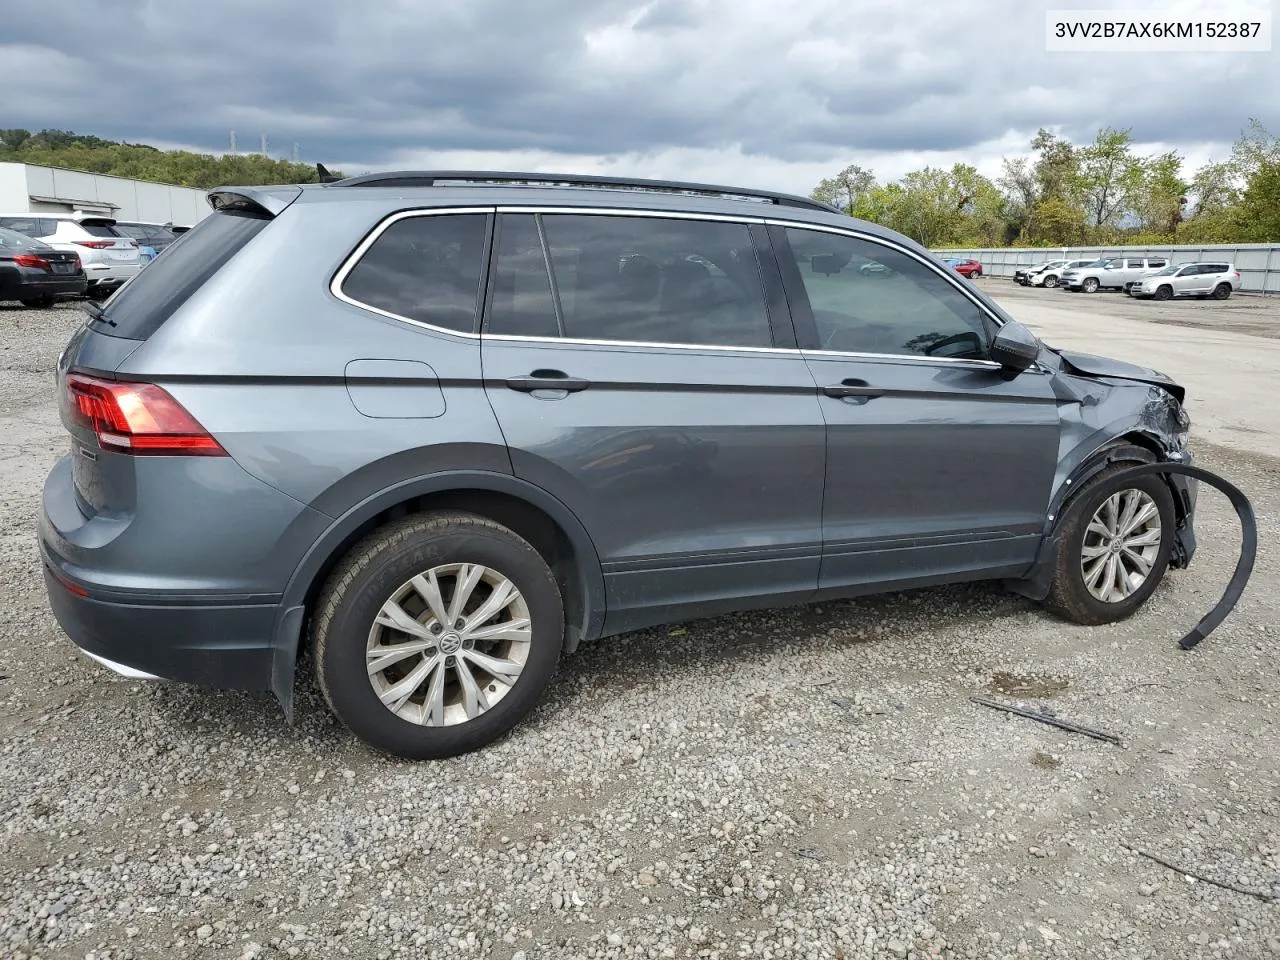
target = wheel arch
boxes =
[1007,433,1168,602]
[268,471,607,717]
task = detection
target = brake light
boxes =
[73,240,115,249]
[65,374,227,456]
[13,253,50,270]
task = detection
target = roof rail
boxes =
[325,170,844,215]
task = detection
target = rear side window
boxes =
[340,214,489,332]
[0,217,54,237]
[487,213,773,348]
[1147,259,1166,268]
[94,210,270,340]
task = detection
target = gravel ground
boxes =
[1,300,1278,960]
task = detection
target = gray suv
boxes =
[1061,256,1167,293]
[40,171,1198,759]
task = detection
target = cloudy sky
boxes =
[3,0,1277,194]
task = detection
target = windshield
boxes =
[0,226,51,252]
[1152,264,1180,277]
[1034,261,1065,270]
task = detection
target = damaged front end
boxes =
[1008,347,1199,601]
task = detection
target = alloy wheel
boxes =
[1080,489,1163,602]
[365,563,532,725]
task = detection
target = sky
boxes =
[3,0,1277,195]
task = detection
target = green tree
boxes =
[810,164,877,215]
[0,128,337,187]
[1134,151,1187,237]
[1077,128,1144,230]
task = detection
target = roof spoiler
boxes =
[206,184,303,217]
[316,163,342,184]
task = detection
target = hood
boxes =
[1055,349,1185,403]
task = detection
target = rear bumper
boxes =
[84,262,140,285]
[42,554,279,691]
[0,276,87,299]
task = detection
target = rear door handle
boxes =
[821,380,885,399]
[505,371,592,393]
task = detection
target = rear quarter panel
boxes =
[114,199,512,516]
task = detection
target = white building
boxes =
[0,162,211,227]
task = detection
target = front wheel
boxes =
[1042,275,1058,288]
[1213,283,1232,300]
[1043,465,1176,625]
[1154,285,1173,301]
[20,294,56,308]
[1082,277,1100,293]
[314,511,564,760]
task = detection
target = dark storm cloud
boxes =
[2,0,1276,169]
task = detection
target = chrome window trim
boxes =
[330,205,1037,373]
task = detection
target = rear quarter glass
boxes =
[91,210,270,340]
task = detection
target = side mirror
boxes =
[989,321,1040,373]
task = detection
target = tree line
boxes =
[810,121,1280,248]
[0,128,339,189]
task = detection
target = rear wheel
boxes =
[1154,285,1173,301]
[20,294,56,308]
[1082,277,1100,293]
[314,511,564,760]
[1212,283,1232,300]
[1043,464,1176,625]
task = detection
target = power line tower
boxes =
[229,130,237,155]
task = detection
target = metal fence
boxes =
[933,243,1280,294]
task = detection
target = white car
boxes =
[1128,262,1240,301]
[1015,259,1094,288]
[0,212,141,299]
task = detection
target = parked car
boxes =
[1128,262,1240,301]
[0,225,86,306]
[0,213,140,299]
[1015,259,1094,287]
[1060,256,1167,293]
[40,171,1198,760]
[942,257,983,278]
[113,220,185,254]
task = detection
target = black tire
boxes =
[314,511,564,760]
[1212,283,1231,300]
[20,295,56,308]
[1043,463,1176,626]
[1043,275,1058,288]
[1082,277,1099,293]
[1154,285,1173,301]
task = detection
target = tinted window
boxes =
[94,210,270,340]
[0,226,51,252]
[487,215,559,338]
[0,217,54,238]
[1147,259,1166,268]
[1176,265,1197,276]
[341,214,488,332]
[784,228,988,360]
[81,222,124,238]
[488,213,772,348]
[1205,263,1229,273]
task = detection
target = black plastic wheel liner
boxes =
[1104,463,1257,650]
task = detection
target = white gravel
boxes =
[1,300,1278,959]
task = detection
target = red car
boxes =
[943,257,983,279]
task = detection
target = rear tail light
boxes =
[73,240,116,250]
[65,374,227,456]
[13,253,51,270]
